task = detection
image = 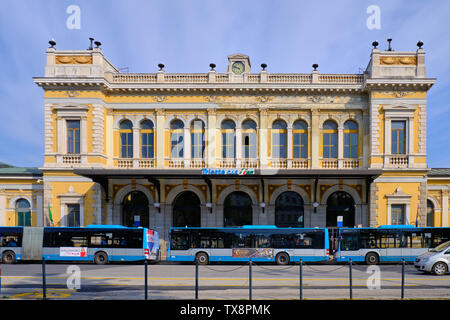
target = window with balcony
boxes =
[170,119,184,158]
[120,120,133,158]
[323,120,338,158]
[140,120,154,159]
[272,120,287,159]
[221,119,236,158]
[67,120,80,154]
[343,120,358,158]
[191,119,205,159]
[391,120,406,154]
[293,120,308,159]
[242,120,257,159]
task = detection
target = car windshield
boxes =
[430,240,450,253]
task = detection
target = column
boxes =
[81,116,88,164]
[259,108,268,168]
[236,126,242,167]
[184,126,191,167]
[156,109,165,168]
[311,110,320,169]
[287,126,293,168]
[338,126,344,168]
[133,127,140,167]
[207,109,216,168]
[442,190,449,227]
[0,190,5,226]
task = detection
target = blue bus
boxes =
[334,225,450,264]
[0,225,159,264]
[167,225,330,265]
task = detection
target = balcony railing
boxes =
[388,155,409,168]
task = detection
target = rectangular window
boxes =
[67,204,80,227]
[272,132,287,158]
[293,132,307,158]
[323,133,337,158]
[141,132,154,158]
[391,204,405,225]
[391,121,406,154]
[344,132,358,158]
[120,132,133,158]
[222,132,235,158]
[191,132,205,158]
[67,120,80,154]
[170,132,184,158]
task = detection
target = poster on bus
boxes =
[232,248,274,259]
[60,247,88,257]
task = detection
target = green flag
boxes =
[48,205,54,224]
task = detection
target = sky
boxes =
[0,0,449,167]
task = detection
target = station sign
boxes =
[201,168,255,175]
[337,216,343,227]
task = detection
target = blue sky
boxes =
[0,0,449,167]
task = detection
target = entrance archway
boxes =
[275,191,304,227]
[224,191,252,227]
[173,191,201,227]
[326,191,355,227]
[122,191,149,227]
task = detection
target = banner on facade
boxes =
[232,248,274,259]
[60,247,88,257]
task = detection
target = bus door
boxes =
[22,227,44,261]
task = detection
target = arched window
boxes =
[427,200,435,227]
[170,119,184,158]
[122,191,149,227]
[191,119,205,159]
[326,191,355,227]
[119,120,133,158]
[323,120,338,159]
[391,121,406,154]
[224,191,252,227]
[344,120,358,159]
[275,191,304,227]
[272,120,287,159]
[173,191,201,227]
[293,120,308,159]
[242,120,257,159]
[16,199,31,226]
[140,120,154,159]
[221,120,236,158]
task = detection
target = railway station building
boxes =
[0,41,449,258]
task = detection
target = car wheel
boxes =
[432,262,448,275]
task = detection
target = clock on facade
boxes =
[231,61,245,74]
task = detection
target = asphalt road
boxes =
[0,261,449,300]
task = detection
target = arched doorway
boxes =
[275,191,304,227]
[224,191,252,227]
[326,191,355,227]
[122,191,149,227]
[173,191,201,227]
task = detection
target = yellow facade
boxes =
[0,44,449,260]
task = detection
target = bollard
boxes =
[42,257,47,300]
[144,259,148,300]
[249,258,252,301]
[299,259,303,300]
[349,258,353,300]
[401,258,405,300]
[195,259,199,300]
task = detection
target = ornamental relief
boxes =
[55,55,93,64]
[379,56,417,65]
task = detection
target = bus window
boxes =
[171,231,190,250]
[432,229,450,247]
[359,230,378,249]
[341,232,358,251]
[380,232,401,248]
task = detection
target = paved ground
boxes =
[0,261,449,300]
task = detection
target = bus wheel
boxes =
[2,250,16,264]
[365,252,379,265]
[195,252,209,265]
[275,252,290,265]
[94,252,108,265]
[432,262,448,275]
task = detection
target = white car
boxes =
[414,240,450,275]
